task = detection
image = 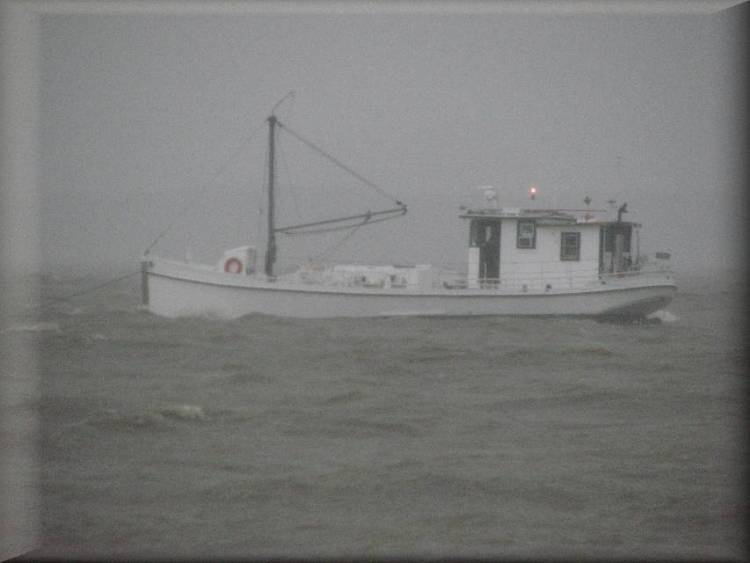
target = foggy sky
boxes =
[38,3,746,276]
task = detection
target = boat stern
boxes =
[595,278,677,320]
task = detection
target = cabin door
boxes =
[476,220,500,283]
[599,224,632,273]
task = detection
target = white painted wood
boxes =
[145,257,676,319]
[499,220,601,290]
[466,247,479,288]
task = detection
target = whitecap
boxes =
[3,321,60,333]
[647,309,678,323]
[158,404,207,421]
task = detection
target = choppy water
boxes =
[19,272,747,558]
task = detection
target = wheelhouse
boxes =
[460,207,640,291]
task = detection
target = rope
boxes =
[143,121,266,255]
[311,220,367,263]
[271,90,296,115]
[277,121,402,205]
[44,270,141,304]
[278,133,303,222]
[280,212,401,236]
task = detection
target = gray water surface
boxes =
[24,273,747,559]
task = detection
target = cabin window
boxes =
[516,220,536,249]
[469,221,479,246]
[470,219,500,247]
[560,232,581,261]
[470,220,487,247]
[602,225,632,252]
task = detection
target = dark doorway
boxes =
[599,224,632,273]
[471,220,501,283]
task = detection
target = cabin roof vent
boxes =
[477,185,499,208]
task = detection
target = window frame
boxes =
[516,220,536,249]
[560,231,581,261]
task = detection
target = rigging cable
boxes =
[143,121,266,255]
[276,121,403,205]
[43,270,142,305]
[310,219,367,263]
[271,90,296,115]
[277,132,303,223]
[279,212,401,236]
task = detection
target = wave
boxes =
[502,345,616,362]
[280,415,422,439]
[3,321,61,333]
[477,388,625,412]
[219,362,273,384]
[389,472,586,511]
[85,404,210,432]
[320,390,367,405]
[405,345,472,363]
[44,302,86,316]
[158,404,207,420]
[197,475,315,504]
[647,309,678,323]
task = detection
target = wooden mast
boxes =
[265,114,277,277]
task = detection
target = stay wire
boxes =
[311,220,367,263]
[280,211,403,236]
[143,121,266,255]
[277,121,402,205]
[43,270,142,304]
[278,133,303,223]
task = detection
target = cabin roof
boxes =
[460,207,573,220]
[583,219,641,227]
[459,207,640,227]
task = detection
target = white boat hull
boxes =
[143,258,676,320]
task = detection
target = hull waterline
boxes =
[143,260,676,320]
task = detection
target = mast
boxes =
[262,110,407,274]
[265,114,277,277]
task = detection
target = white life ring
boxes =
[224,257,243,274]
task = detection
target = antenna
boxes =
[607,198,617,221]
[271,90,296,115]
[477,185,499,208]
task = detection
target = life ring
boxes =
[224,257,243,274]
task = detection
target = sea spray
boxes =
[647,309,678,323]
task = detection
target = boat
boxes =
[141,112,676,320]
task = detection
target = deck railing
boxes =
[443,264,672,291]
[285,261,672,292]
